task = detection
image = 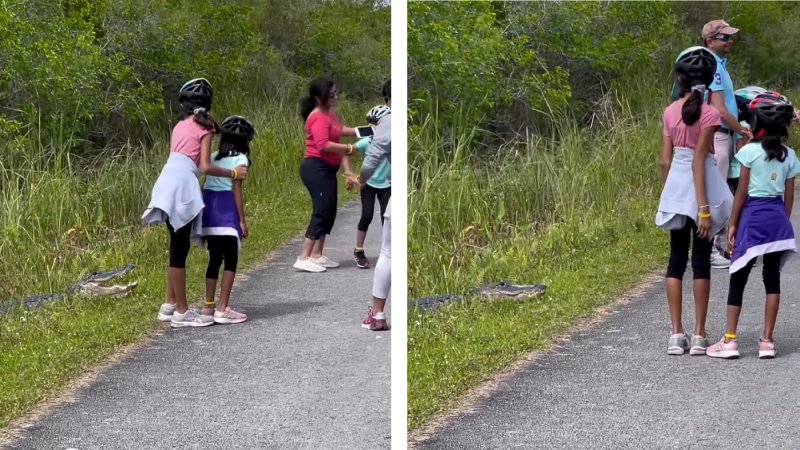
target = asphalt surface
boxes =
[417,193,800,449]
[7,202,391,450]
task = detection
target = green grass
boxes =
[407,97,671,430]
[0,99,365,431]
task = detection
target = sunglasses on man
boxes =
[713,34,732,42]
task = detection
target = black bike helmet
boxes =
[749,94,795,127]
[674,47,717,88]
[220,115,255,141]
[179,78,213,109]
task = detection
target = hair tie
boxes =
[193,107,206,115]
[691,84,707,94]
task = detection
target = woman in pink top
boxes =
[656,48,732,355]
[293,78,357,273]
[142,78,249,327]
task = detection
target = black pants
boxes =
[358,185,391,232]
[167,222,192,268]
[205,236,239,279]
[727,177,739,196]
[666,220,713,280]
[299,157,339,240]
[727,252,782,307]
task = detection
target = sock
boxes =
[374,312,386,320]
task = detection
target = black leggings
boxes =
[358,185,391,232]
[167,222,192,269]
[205,236,239,279]
[300,157,339,240]
[727,252,782,307]
[666,220,713,280]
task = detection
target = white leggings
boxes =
[372,198,391,300]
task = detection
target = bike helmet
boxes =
[179,78,213,108]
[220,115,255,141]
[366,105,390,124]
[735,86,766,122]
[674,47,717,88]
[749,93,794,127]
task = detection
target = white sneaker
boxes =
[310,255,340,268]
[157,303,176,322]
[170,309,214,328]
[710,251,730,269]
[293,257,326,272]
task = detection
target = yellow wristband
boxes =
[724,333,736,339]
[232,169,238,180]
[698,212,711,219]
[204,300,216,306]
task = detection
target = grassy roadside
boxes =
[407,99,670,430]
[0,100,365,431]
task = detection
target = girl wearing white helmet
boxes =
[352,104,392,269]
[142,78,249,328]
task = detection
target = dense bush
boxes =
[0,0,389,153]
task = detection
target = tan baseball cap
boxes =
[702,20,739,39]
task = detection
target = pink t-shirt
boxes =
[170,117,214,166]
[662,101,721,153]
[305,111,343,167]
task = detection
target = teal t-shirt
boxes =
[728,120,750,179]
[355,137,391,189]
[710,53,738,126]
[204,152,249,191]
[735,142,799,197]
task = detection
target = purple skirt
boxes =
[730,196,796,273]
[201,189,241,242]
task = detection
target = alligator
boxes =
[0,264,138,316]
[410,281,548,313]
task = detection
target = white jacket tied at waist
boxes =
[655,147,733,235]
[141,152,204,245]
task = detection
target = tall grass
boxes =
[407,91,671,429]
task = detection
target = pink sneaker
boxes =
[759,339,776,359]
[706,338,739,359]
[361,307,374,329]
[370,312,390,331]
[213,307,247,324]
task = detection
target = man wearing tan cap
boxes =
[702,19,751,269]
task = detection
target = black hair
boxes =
[299,78,335,121]
[215,134,252,166]
[677,78,705,126]
[382,79,391,102]
[751,122,788,162]
[179,100,218,132]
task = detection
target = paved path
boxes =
[417,194,800,449]
[8,202,391,450]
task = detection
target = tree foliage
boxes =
[0,0,389,153]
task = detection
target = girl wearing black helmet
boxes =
[199,115,255,324]
[706,95,799,359]
[142,78,249,328]
[294,78,358,273]
[656,47,733,356]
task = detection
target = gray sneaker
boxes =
[668,334,689,355]
[710,251,730,269]
[170,309,214,328]
[690,334,710,355]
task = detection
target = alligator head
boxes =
[69,264,138,297]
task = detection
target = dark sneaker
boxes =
[354,248,370,269]
[369,312,390,331]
